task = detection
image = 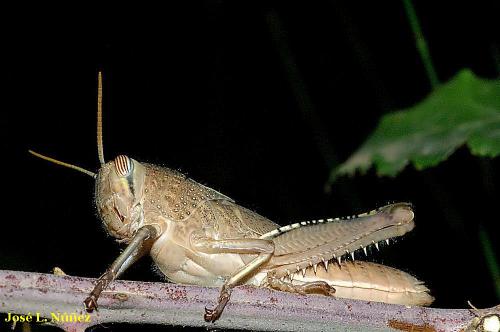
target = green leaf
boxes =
[329,69,500,184]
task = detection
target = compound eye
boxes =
[114,155,134,177]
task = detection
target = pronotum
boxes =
[30,72,433,322]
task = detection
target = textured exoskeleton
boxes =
[30,73,433,323]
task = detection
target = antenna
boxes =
[97,71,105,165]
[28,150,96,178]
[28,71,106,178]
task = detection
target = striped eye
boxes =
[114,155,134,177]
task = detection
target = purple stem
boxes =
[0,270,497,331]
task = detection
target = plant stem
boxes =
[0,270,493,332]
[479,225,500,300]
[402,0,440,88]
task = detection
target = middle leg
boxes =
[190,234,275,322]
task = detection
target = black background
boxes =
[2,1,500,330]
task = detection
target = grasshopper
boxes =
[30,72,433,322]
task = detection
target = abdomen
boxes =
[271,261,434,306]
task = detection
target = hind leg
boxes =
[267,273,336,296]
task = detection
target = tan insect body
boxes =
[30,73,433,322]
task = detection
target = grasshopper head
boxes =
[30,72,153,242]
[95,155,147,241]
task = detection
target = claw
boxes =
[204,287,232,322]
[204,307,218,322]
[84,296,98,313]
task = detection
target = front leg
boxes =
[84,225,157,312]
[190,235,275,322]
